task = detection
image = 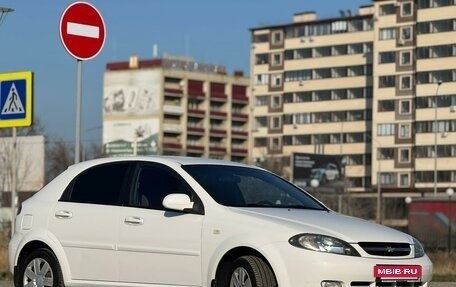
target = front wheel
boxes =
[18,248,64,287]
[229,255,277,287]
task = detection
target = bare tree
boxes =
[45,137,73,183]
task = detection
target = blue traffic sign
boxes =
[0,80,26,120]
[0,71,33,127]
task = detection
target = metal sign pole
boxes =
[11,126,16,236]
[75,60,82,164]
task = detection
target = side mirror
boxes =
[162,193,194,211]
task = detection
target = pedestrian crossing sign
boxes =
[0,71,33,127]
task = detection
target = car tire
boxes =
[229,255,277,287]
[18,248,64,287]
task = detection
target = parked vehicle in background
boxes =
[9,156,432,287]
[311,162,340,184]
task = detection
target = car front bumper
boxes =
[260,242,433,287]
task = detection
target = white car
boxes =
[311,163,340,184]
[9,156,432,287]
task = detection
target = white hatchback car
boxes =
[9,156,432,287]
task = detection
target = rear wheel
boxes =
[18,248,64,287]
[229,255,277,287]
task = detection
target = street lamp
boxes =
[0,7,14,26]
[446,187,454,254]
[405,196,412,230]
[434,81,442,197]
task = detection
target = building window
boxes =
[272,31,283,45]
[379,27,396,40]
[378,148,394,160]
[254,117,267,129]
[400,75,412,90]
[380,3,396,15]
[379,75,396,88]
[379,51,396,64]
[255,74,269,85]
[255,54,268,65]
[399,148,411,163]
[400,51,412,65]
[380,173,395,185]
[400,100,412,114]
[271,94,282,108]
[254,137,267,147]
[271,74,282,87]
[401,2,413,16]
[378,123,396,136]
[400,26,413,41]
[271,53,282,66]
[270,116,282,129]
[295,113,311,124]
[378,100,395,112]
[270,137,281,150]
[399,123,411,138]
[255,95,268,106]
[399,173,410,187]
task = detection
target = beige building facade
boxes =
[103,55,250,163]
[250,1,456,194]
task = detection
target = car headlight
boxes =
[412,237,425,258]
[289,234,360,256]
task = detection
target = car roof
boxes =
[67,156,251,170]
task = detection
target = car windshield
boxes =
[182,164,326,210]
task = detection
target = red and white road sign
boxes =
[59,1,106,61]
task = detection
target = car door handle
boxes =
[55,210,73,219]
[124,216,144,225]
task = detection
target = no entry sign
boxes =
[59,2,106,60]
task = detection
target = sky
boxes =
[0,0,371,146]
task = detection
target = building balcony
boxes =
[231,147,248,155]
[164,87,183,95]
[188,92,206,100]
[163,142,182,150]
[210,110,227,119]
[232,113,248,121]
[163,124,183,134]
[209,146,227,153]
[187,145,205,153]
[187,126,205,135]
[210,128,226,136]
[187,109,206,117]
[210,93,228,101]
[163,105,184,115]
[232,94,249,103]
[231,130,248,138]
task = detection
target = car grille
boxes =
[351,282,426,287]
[358,242,411,256]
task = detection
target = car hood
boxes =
[230,207,413,244]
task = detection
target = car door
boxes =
[48,162,132,282]
[117,162,204,285]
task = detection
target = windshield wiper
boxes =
[282,205,327,211]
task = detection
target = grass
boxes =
[428,251,456,282]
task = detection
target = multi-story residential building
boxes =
[250,6,375,192]
[374,0,456,195]
[250,1,456,195]
[103,55,250,163]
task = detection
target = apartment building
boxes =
[374,0,456,195]
[250,6,375,192]
[251,1,456,194]
[103,55,250,163]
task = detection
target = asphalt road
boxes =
[0,280,454,287]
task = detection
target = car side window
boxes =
[61,162,131,205]
[132,164,192,210]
